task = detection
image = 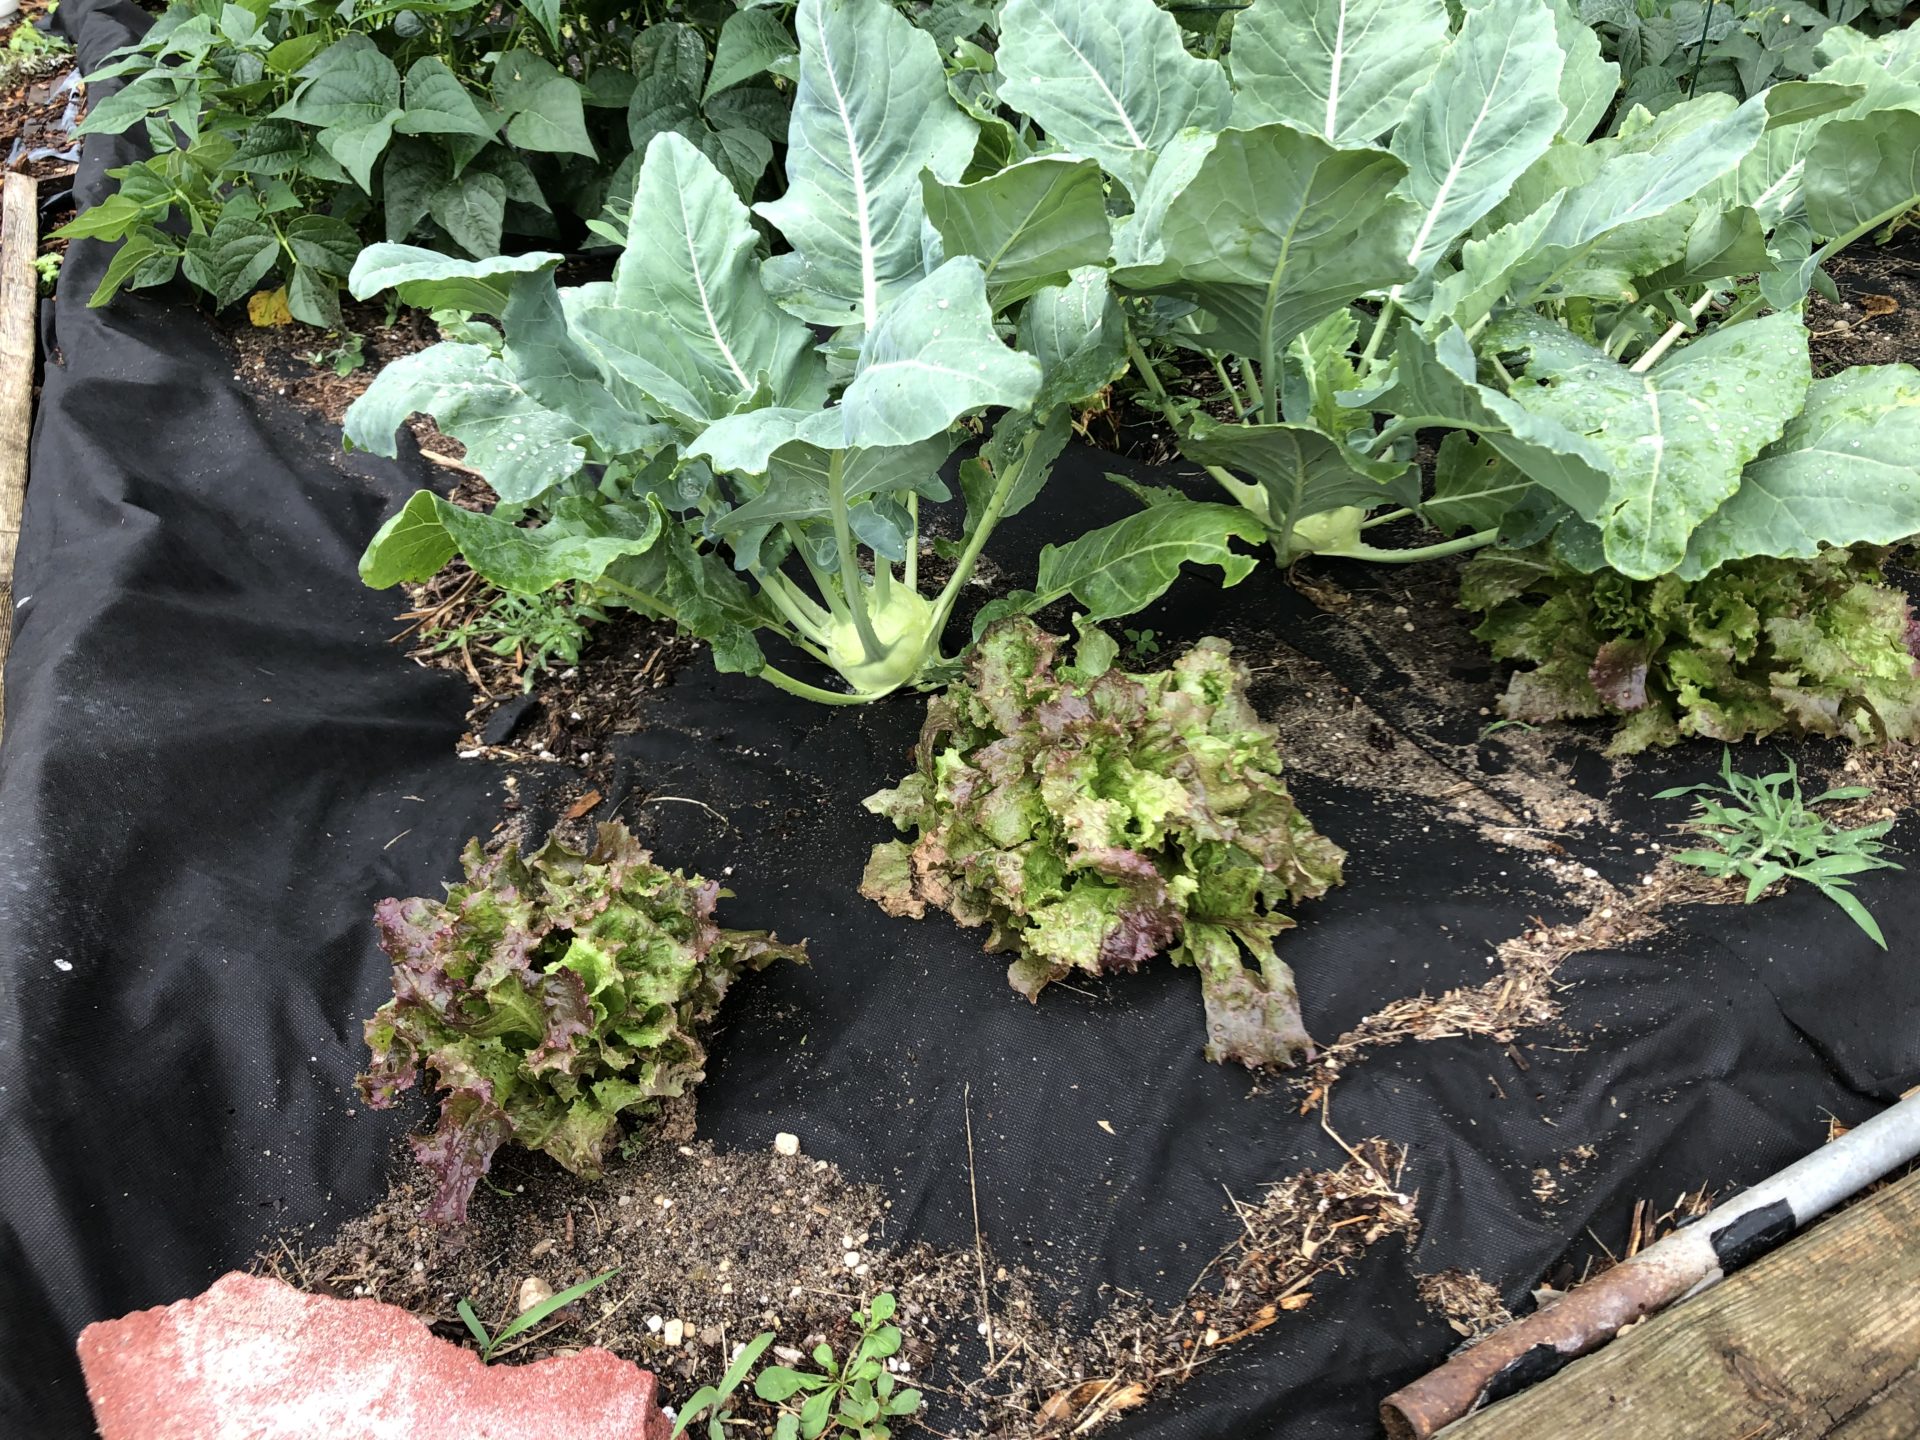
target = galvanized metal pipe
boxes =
[1381,1090,1920,1440]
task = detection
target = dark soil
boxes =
[1805,227,1920,376]
[267,1131,1416,1439]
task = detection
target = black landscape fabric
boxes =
[3,5,1918,1434]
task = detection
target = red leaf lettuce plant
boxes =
[359,822,804,1223]
[1463,543,1920,753]
[860,618,1343,1068]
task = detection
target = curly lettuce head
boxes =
[1462,545,1920,755]
[359,822,804,1223]
[861,618,1343,1069]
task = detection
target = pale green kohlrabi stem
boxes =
[1124,334,1493,563]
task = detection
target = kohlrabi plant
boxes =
[347,0,1149,703]
[358,822,805,1224]
[953,0,1920,600]
[1461,543,1920,752]
[860,617,1345,1068]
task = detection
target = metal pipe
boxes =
[1380,1090,1920,1440]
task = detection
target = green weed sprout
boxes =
[754,1293,921,1440]
[455,1269,617,1363]
[1657,750,1901,947]
[671,1332,776,1440]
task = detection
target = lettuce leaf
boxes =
[1462,544,1920,755]
[860,618,1343,1068]
[359,823,804,1223]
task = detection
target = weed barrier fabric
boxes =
[3,6,1917,1432]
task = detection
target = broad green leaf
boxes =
[1804,110,1920,244]
[708,9,798,99]
[756,0,977,329]
[180,195,278,309]
[286,214,360,277]
[1637,205,1772,292]
[278,35,400,128]
[605,132,822,421]
[1682,366,1920,577]
[1541,0,1616,145]
[287,262,342,328]
[1491,312,1812,577]
[1368,324,1614,518]
[833,258,1041,449]
[626,22,706,148]
[360,490,665,593]
[1180,415,1412,543]
[319,114,401,192]
[1021,268,1127,414]
[428,170,507,258]
[344,342,586,503]
[1425,431,1537,535]
[1022,497,1265,622]
[1506,95,1768,302]
[397,57,498,140]
[523,0,560,49]
[1110,124,1417,367]
[360,490,456,587]
[1421,195,1564,333]
[227,119,309,176]
[995,0,1230,199]
[1227,0,1448,144]
[496,52,594,158]
[920,157,1111,307]
[498,275,663,457]
[349,245,563,314]
[1389,0,1566,277]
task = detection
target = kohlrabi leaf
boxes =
[1015,496,1266,622]
[1546,0,1618,144]
[1490,311,1812,578]
[1426,431,1538,536]
[345,343,586,504]
[1021,268,1129,414]
[1505,95,1769,302]
[1420,195,1564,333]
[1109,124,1417,366]
[994,0,1230,199]
[1227,0,1449,144]
[1681,366,1920,577]
[1389,0,1566,278]
[833,257,1042,449]
[1636,205,1773,293]
[604,132,821,420]
[1180,415,1413,547]
[1804,109,1920,244]
[756,0,977,328]
[1368,324,1614,518]
[348,244,563,315]
[361,490,666,594]
[919,157,1112,307]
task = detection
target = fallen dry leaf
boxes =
[1036,1379,1149,1432]
[1097,1120,1115,1136]
[247,287,293,327]
[1861,292,1900,319]
[564,789,604,821]
[1281,1292,1313,1311]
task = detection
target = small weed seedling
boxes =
[1657,750,1901,947]
[430,588,607,691]
[1121,627,1161,662]
[304,332,366,377]
[34,252,59,297]
[671,1332,775,1440]
[754,1293,921,1440]
[456,1269,616,1363]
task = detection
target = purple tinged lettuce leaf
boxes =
[358,822,803,1223]
[862,617,1342,1068]
[1465,544,1920,754]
